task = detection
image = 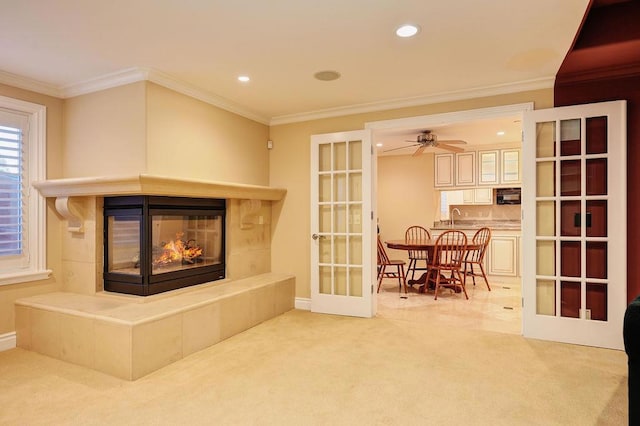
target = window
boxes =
[0,95,49,285]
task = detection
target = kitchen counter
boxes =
[431,220,521,231]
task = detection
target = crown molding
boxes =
[61,67,269,125]
[61,67,150,98]
[269,76,555,126]
[0,69,63,98]
[2,66,554,127]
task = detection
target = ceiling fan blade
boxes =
[412,145,427,156]
[437,139,467,145]
[438,143,465,153]
[384,143,420,153]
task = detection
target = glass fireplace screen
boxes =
[104,196,226,296]
[107,214,223,276]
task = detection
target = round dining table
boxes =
[385,238,481,292]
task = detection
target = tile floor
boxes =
[376,273,522,335]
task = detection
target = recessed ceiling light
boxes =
[238,75,250,82]
[314,70,341,81]
[376,143,383,147]
[497,131,505,136]
[396,24,420,38]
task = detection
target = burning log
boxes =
[153,232,203,267]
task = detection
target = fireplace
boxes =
[104,196,226,296]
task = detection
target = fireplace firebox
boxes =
[104,196,225,296]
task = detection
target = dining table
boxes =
[385,238,482,293]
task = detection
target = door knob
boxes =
[312,234,325,240]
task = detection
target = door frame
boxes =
[365,102,532,322]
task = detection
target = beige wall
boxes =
[377,153,437,249]
[0,83,64,335]
[270,89,554,299]
[146,83,270,185]
[63,82,147,177]
[63,82,270,185]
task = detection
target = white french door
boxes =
[310,130,376,317]
[522,100,626,350]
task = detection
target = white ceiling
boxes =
[0,0,588,144]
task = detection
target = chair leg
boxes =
[434,270,441,300]
[399,265,408,294]
[456,269,469,299]
[478,263,491,291]
[377,265,386,293]
[407,259,415,282]
[469,264,477,286]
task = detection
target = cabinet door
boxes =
[434,153,455,187]
[478,150,499,185]
[501,149,521,184]
[473,188,493,204]
[488,236,518,276]
[462,189,474,204]
[455,152,476,186]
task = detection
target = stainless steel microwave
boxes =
[496,188,521,205]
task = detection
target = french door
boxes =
[310,130,376,317]
[522,100,626,350]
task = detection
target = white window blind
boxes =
[0,111,28,266]
[0,96,49,285]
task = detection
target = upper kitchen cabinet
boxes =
[455,151,476,186]
[478,150,499,185]
[434,153,455,187]
[501,149,521,184]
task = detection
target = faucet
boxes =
[451,208,462,228]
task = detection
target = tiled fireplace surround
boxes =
[15,175,295,380]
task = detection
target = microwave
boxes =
[496,188,521,205]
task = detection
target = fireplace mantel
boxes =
[32,174,287,200]
[33,174,287,233]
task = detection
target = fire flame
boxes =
[153,232,203,266]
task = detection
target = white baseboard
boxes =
[0,332,16,352]
[295,297,311,311]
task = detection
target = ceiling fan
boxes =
[385,130,467,156]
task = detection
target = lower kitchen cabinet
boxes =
[486,234,519,277]
[431,229,520,277]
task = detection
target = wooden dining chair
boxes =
[427,230,468,300]
[377,236,408,294]
[404,225,431,282]
[463,227,492,291]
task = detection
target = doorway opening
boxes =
[366,103,530,334]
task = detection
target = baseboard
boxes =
[0,332,16,352]
[295,297,311,311]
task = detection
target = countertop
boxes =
[431,220,521,231]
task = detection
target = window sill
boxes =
[0,270,53,286]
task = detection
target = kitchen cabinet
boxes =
[434,153,455,187]
[462,188,492,205]
[436,149,521,189]
[486,234,519,277]
[478,150,499,185]
[430,229,520,277]
[501,149,521,184]
[455,151,476,186]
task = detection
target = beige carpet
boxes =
[0,307,627,425]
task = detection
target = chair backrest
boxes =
[431,230,467,269]
[404,225,431,258]
[377,236,391,265]
[468,227,491,262]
